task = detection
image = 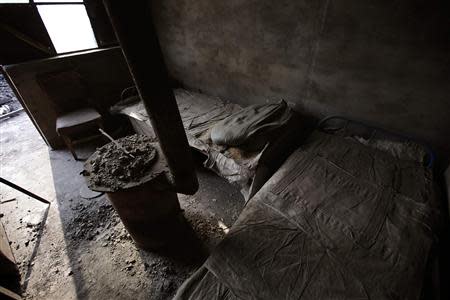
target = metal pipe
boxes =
[103,0,198,195]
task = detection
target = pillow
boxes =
[211,100,292,150]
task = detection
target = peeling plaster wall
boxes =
[151,0,450,158]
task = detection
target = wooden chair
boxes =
[37,69,104,160]
[56,107,103,160]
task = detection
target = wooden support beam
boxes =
[103,0,198,195]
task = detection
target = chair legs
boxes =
[61,135,78,160]
[59,119,106,160]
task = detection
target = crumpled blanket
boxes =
[211,100,292,151]
[175,131,442,300]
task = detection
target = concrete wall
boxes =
[151,0,450,157]
[3,47,133,148]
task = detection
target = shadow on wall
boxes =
[152,0,450,159]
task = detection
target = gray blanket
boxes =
[175,131,442,300]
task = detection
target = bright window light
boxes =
[37,4,97,54]
[35,0,82,2]
[0,1,29,3]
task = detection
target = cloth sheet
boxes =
[211,100,292,150]
[111,89,290,198]
[175,131,442,300]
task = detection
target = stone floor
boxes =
[0,111,244,299]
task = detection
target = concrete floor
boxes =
[0,111,244,299]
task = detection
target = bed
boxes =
[174,117,443,300]
[111,89,301,200]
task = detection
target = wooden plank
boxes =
[0,221,20,294]
[0,286,22,300]
[0,221,15,265]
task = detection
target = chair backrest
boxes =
[36,69,90,115]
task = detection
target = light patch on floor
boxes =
[0,111,244,299]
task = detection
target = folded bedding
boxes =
[175,130,442,300]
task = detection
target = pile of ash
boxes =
[84,134,160,191]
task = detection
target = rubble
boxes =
[83,134,158,192]
[185,211,225,243]
[0,74,21,116]
[1,102,244,300]
[22,213,43,228]
[68,203,120,241]
[0,104,11,115]
[0,74,16,104]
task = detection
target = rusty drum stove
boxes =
[83,140,182,251]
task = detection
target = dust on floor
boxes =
[0,111,244,299]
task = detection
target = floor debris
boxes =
[1,111,245,299]
[83,134,158,191]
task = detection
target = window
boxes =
[37,3,97,53]
[35,0,81,2]
[1,0,98,54]
[0,1,29,3]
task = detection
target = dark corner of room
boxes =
[0,1,449,299]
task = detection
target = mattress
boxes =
[174,130,442,300]
[111,89,299,200]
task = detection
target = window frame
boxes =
[1,0,101,56]
[34,0,100,54]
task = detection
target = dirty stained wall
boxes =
[151,0,450,156]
